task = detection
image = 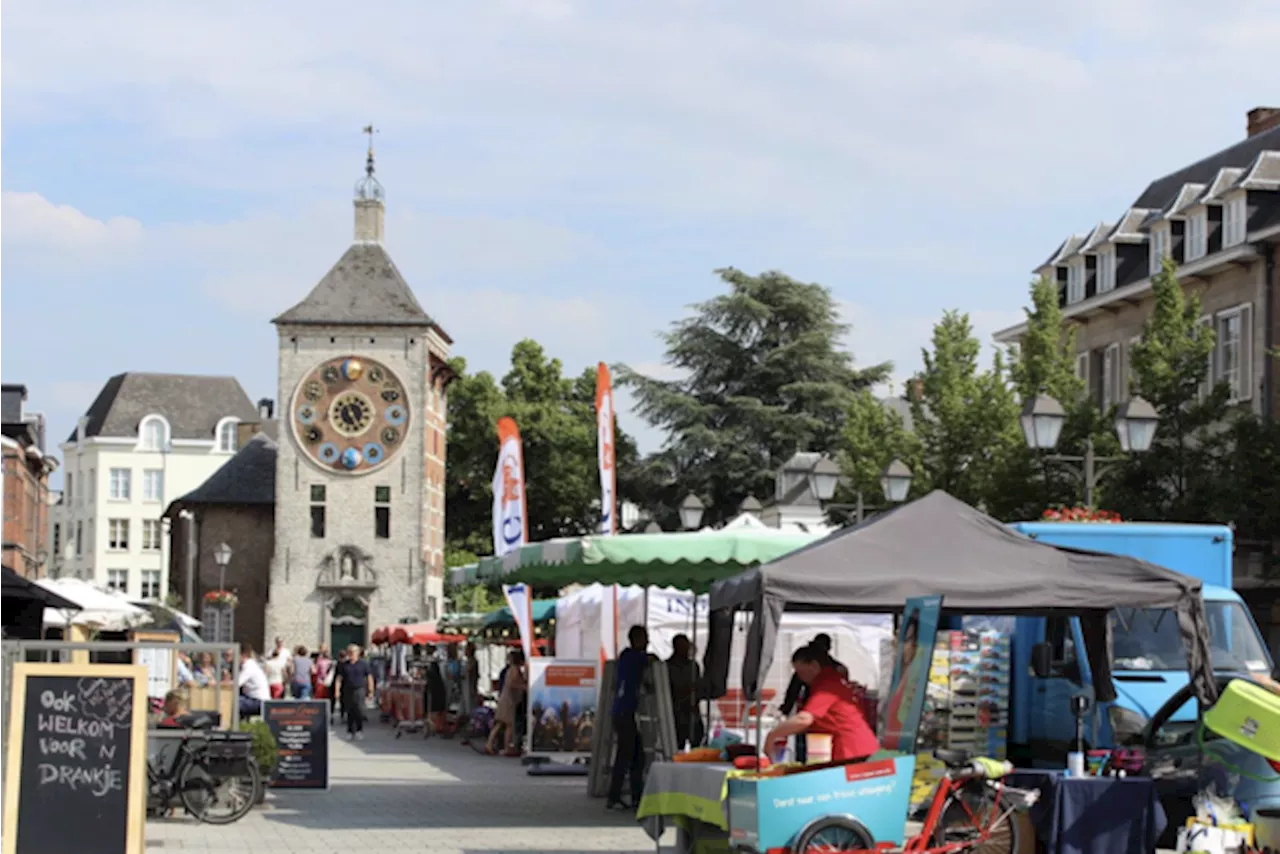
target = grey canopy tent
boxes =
[705,490,1218,708]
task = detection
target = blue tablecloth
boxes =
[1007,770,1166,854]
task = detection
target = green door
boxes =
[331,622,366,654]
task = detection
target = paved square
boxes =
[147,722,659,854]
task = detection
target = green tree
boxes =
[911,311,1021,509]
[1109,257,1224,519]
[444,340,641,555]
[837,389,927,509]
[619,268,889,527]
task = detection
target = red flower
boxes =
[1041,506,1122,523]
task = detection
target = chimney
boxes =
[257,398,275,420]
[1247,107,1280,138]
[354,197,384,244]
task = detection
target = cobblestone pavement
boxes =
[147,721,661,854]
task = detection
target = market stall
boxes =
[637,491,1218,853]
[374,625,466,724]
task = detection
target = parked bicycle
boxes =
[147,713,262,825]
[790,749,1038,853]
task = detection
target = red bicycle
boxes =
[791,749,1039,853]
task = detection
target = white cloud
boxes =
[0,191,143,257]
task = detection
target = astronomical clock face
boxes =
[291,356,410,475]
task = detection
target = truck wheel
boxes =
[792,816,875,852]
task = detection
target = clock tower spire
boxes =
[354,124,384,245]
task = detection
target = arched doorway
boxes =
[329,596,368,653]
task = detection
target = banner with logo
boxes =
[491,416,527,558]
[881,595,943,751]
[503,582,536,661]
[596,362,617,535]
[599,584,619,666]
[527,659,599,757]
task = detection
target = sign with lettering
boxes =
[262,700,330,790]
[2,663,147,854]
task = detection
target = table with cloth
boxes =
[637,761,739,854]
[1006,770,1167,854]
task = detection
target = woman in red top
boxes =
[765,646,879,763]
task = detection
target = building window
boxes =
[66,473,73,506]
[217,418,239,453]
[1066,259,1085,304]
[1216,303,1254,403]
[375,485,391,539]
[1224,195,1248,247]
[310,485,326,538]
[140,416,168,451]
[143,470,164,503]
[75,521,83,555]
[88,468,95,503]
[109,468,132,500]
[1198,315,1214,401]
[140,569,161,600]
[1186,211,1207,261]
[1102,343,1121,411]
[1075,352,1089,384]
[142,519,162,552]
[107,569,128,593]
[108,518,130,551]
[1149,225,1169,274]
[1095,248,1115,293]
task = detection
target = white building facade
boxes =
[54,374,261,598]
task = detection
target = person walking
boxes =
[291,645,314,699]
[264,637,289,700]
[333,644,374,740]
[487,649,526,756]
[607,625,650,811]
[667,634,703,750]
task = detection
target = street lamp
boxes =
[1020,393,1160,507]
[679,494,706,531]
[738,495,763,519]
[213,541,233,592]
[880,459,914,504]
[808,456,841,502]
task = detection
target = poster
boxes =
[527,659,599,757]
[881,595,943,751]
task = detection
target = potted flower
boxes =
[1041,506,1122,523]
[238,718,277,805]
[203,589,239,609]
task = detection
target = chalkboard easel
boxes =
[2,663,148,854]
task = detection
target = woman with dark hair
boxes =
[883,609,922,749]
[765,645,877,763]
[487,649,526,756]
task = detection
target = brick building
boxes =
[2,384,58,579]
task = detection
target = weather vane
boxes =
[362,124,378,177]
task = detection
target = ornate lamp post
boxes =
[203,542,237,644]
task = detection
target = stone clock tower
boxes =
[265,133,452,652]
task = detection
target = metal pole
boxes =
[1083,437,1097,509]
[855,491,865,523]
[182,510,197,618]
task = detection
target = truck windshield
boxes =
[1111,601,1271,674]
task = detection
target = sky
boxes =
[3,0,1279,468]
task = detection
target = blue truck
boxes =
[1006,521,1274,760]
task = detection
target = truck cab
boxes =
[1007,522,1273,761]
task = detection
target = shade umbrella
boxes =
[38,578,149,631]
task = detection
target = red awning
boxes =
[389,622,466,646]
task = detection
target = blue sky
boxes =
[3,0,1278,466]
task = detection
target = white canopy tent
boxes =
[38,578,150,632]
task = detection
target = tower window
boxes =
[375,485,390,539]
[311,485,326,539]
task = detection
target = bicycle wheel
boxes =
[792,816,875,852]
[930,786,1020,854]
[179,756,260,825]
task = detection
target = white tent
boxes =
[39,578,150,631]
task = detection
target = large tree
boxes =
[910,311,1021,509]
[445,340,641,556]
[837,389,927,510]
[1109,257,1224,521]
[619,268,889,527]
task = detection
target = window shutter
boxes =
[1239,303,1254,401]
[1198,315,1213,400]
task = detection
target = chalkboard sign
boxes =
[2,663,147,854]
[263,700,330,790]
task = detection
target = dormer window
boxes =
[139,415,170,451]
[1066,258,1086,304]
[1224,194,1248,247]
[1095,247,1115,293]
[1185,210,1208,262]
[215,417,240,453]
[1149,225,1170,275]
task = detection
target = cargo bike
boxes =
[725,748,1038,853]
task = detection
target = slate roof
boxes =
[69,373,259,443]
[1131,123,1280,210]
[272,243,435,329]
[171,433,277,507]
